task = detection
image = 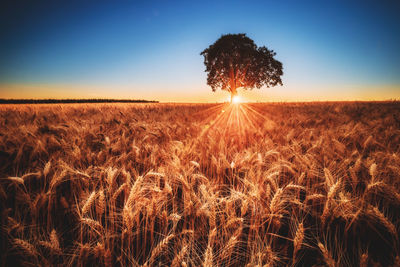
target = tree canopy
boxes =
[201,33,283,102]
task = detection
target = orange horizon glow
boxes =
[0,82,399,103]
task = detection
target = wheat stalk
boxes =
[293,222,304,263]
[171,243,188,267]
[82,191,96,216]
[318,242,335,267]
[359,253,368,267]
[13,238,37,257]
[148,234,175,265]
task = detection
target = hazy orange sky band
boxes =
[0,83,399,103]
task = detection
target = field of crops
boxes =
[1,102,399,266]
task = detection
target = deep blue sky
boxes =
[0,0,399,101]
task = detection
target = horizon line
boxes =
[1,98,399,105]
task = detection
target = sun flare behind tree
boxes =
[232,95,241,104]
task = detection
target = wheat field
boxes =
[0,102,399,266]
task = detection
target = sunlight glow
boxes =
[232,95,241,104]
[196,102,272,149]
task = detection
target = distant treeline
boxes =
[0,99,159,104]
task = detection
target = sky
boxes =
[0,0,399,102]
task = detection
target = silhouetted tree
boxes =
[201,33,283,102]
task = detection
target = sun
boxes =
[232,95,241,104]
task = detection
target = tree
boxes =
[201,33,283,102]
